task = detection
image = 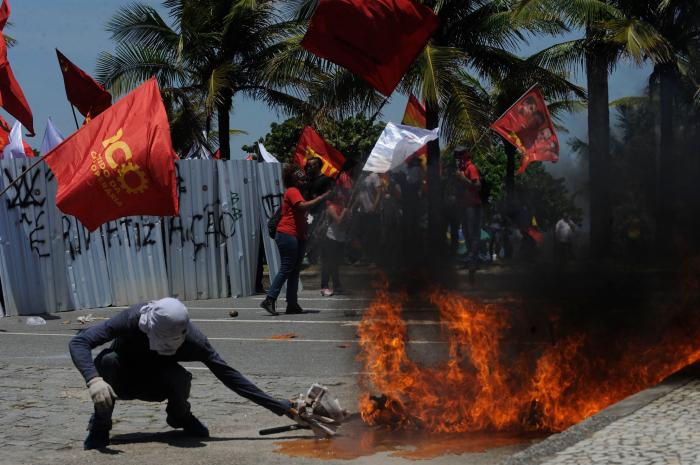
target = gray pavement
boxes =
[0,291,540,465]
[1,289,699,464]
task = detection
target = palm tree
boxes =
[515,0,672,257]
[394,0,572,241]
[281,1,581,245]
[97,0,313,158]
[618,1,700,247]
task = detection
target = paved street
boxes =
[0,290,540,465]
[1,285,699,465]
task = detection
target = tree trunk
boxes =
[656,63,675,252]
[217,91,233,160]
[425,103,443,250]
[586,46,612,258]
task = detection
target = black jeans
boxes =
[89,349,192,432]
[321,238,344,289]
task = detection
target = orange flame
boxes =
[357,286,700,433]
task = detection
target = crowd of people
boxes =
[258,146,579,315]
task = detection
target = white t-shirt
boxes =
[555,219,573,243]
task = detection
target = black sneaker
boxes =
[285,303,304,314]
[168,413,210,438]
[84,429,109,450]
[260,297,278,315]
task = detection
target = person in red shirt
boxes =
[261,165,330,315]
[454,147,482,282]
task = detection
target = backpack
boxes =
[267,207,282,238]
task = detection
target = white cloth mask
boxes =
[138,298,190,355]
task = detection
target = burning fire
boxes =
[358,286,700,433]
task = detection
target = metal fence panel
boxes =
[165,160,227,301]
[0,159,75,315]
[218,160,259,297]
[61,216,112,310]
[255,162,284,285]
[102,216,169,306]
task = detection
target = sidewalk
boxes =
[503,365,700,465]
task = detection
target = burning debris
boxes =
[261,383,348,437]
[357,287,700,433]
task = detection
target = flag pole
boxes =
[0,154,52,198]
[70,105,80,130]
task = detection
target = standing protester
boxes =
[443,158,463,257]
[354,172,383,265]
[261,165,330,315]
[554,213,575,266]
[69,298,294,450]
[320,193,349,296]
[454,147,482,282]
[304,157,335,264]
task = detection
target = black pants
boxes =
[321,238,343,289]
[89,349,192,432]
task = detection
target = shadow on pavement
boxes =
[110,431,312,447]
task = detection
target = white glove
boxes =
[87,377,116,411]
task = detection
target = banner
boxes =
[491,85,559,173]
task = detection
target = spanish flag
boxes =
[293,126,346,179]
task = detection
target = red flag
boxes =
[491,85,559,174]
[213,149,221,160]
[0,0,33,135]
[44,79,178,231]
[0,115,32,156]
[301,0,438,96]
[293,126,346,179]
[401,94,428,159]
[402,94,426,128]
[56,49,112,119]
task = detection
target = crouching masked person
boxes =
[69,298,294,450]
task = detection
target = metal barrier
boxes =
[0,159,281,316]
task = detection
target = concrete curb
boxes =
[500,364,700,465]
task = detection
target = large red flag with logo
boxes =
[0,0,34,135]
[301,0,439,96]
[490,85,559,174]
[56,49,112,119]
[401,94,428,159]
[293,126,345,179]
[44,79,178,231]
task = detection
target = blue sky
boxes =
[11,0,652,164]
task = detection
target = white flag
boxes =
[363,122,439,173]
[3,121,29,159]
[258,143,279,163]
[40,118,65,154]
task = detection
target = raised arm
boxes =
[295,190,331,212]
